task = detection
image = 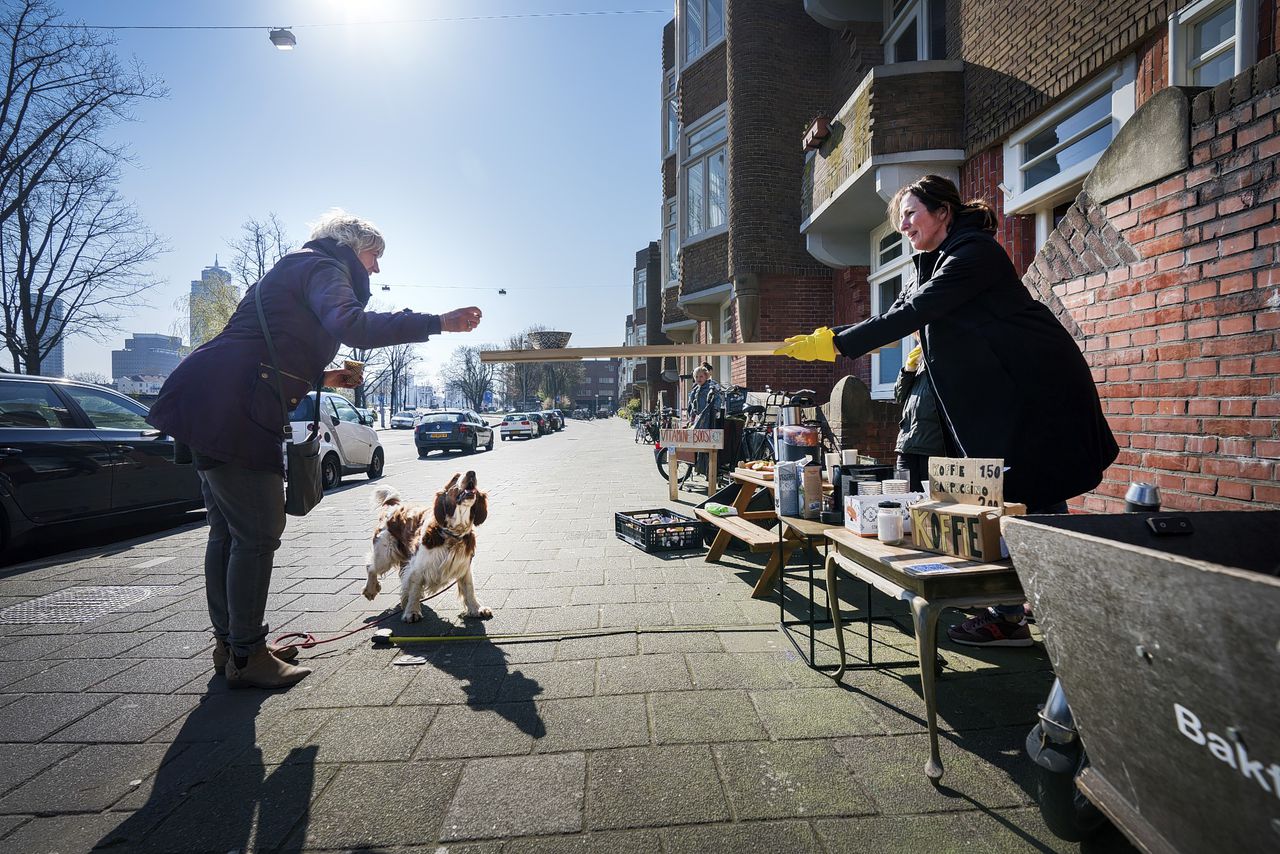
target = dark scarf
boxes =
[302,237,371,307]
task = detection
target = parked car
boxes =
[389,410,416,429]
[499,413,537,440]
[290,392,385,490]
[0,374,203,553]
[543,410,565,431]
[415,409,494,456]
[356,407,377,427]
[552,408,567,428]
[527,411,549,435]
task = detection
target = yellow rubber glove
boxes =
[773,326,836,362]
[904,344,923,372]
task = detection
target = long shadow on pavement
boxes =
[95,683,321,853]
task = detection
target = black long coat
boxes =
[833,214,1118,509]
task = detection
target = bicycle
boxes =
[654,387,774,488]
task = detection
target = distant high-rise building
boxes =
[189,259,235,349]
[22,296,66,377]
[111,333,183,382]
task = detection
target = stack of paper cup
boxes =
[856,481,883,495]
[882,479,911,494]
[841,449,860,465]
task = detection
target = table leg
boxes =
[910,595,945,783]
[825,552,846,680]
[669,450,679,501]
[753,539,798,598]
[705,528,732,563]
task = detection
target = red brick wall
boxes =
[960,145,1037,275]
[746,274,836,399]
[1135,30,1168,108]
[1036,63,1280,512]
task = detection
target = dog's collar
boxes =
[440,526,469,540]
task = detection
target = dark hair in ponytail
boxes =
[888,174,998,235]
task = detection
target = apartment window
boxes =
[1170,0,1256,87]
[683,0,724,66]
[884,0,947,63]
[682,110,728,243]
[868,223,914,399]
[634,268,647,311]
[663,198,679,287]
[663,70,678,156]
[1004,59,1135,216]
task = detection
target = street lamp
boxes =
[268,28,297,50]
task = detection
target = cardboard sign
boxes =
[927,457,1005,507]
[659,428,724,450]
[910,500,1026,562]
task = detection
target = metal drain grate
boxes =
[0,586,153,624]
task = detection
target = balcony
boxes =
[803,0,880,30]
[800,61,965,267]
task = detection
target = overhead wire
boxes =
[54,9,669,31]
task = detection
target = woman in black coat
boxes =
[776,175,1118,645]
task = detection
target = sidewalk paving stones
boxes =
[0,420,1125,852]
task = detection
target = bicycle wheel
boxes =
[654,447,695,485]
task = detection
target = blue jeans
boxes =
[199,464,286,657]
[992,500,1069,618]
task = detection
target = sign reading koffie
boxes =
[911,457,1021,561]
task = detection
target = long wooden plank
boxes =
[479,342,788,363]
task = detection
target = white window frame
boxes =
[634,267,647,312]
[1169,0,1257,87]
[680,106,729,247]
[1003,58,1136,216]
[662,198,679,289]
[662,69,678,157]
[882,0,946,63]
[868,222,915,400]
[680,0,725,68]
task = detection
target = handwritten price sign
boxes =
[927,457,1004,507]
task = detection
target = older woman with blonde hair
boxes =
[149,209,482,688]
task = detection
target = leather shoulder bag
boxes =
[254,283,324,517]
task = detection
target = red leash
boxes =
[272,580,458,652]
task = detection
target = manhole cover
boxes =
[0,586,153,624]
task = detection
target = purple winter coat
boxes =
[148,238,442,473]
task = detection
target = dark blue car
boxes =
[415,409,495,457]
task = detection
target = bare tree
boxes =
[329,300,392,408]
[442,344,496,411]
[0,1,164,233]
[0,0,165,373]
[0,152,164,373]
[68,370,108,385]
[380,342,418,413]
[227,213,292,288]
[540,360,584,409]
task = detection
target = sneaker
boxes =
[225,646,312,690]
[213,638,300,675]
[947,611,1033,647]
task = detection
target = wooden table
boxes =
[695,470,798,598]
[822,527,1027,783]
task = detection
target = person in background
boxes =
[148,210,483,689]
[893,336,946,492]
[774,175,1117,647]
[685,362,724,430]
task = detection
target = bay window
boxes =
[682,110,727,243]
[868,223,914,399]
[683,0,724,66]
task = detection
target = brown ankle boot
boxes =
[224,646,312,689]
[212,638,300,675]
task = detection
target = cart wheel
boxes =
[1034,750,1108,842]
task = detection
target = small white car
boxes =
[290,392,385,489]
[500,413,537,440]
[389,410,416,429]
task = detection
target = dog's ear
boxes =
[470,491,488,526]
[443,472,461,491]
[433,490,450,526]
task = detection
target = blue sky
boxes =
[56,0,669,382]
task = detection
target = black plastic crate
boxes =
[615,508,705,553]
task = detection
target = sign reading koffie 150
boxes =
[927,457,1004,507]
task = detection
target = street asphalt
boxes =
[0,418,1137,853]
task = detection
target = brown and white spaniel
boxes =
[363,471,490,622]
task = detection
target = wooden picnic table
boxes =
[695,469,832,599]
